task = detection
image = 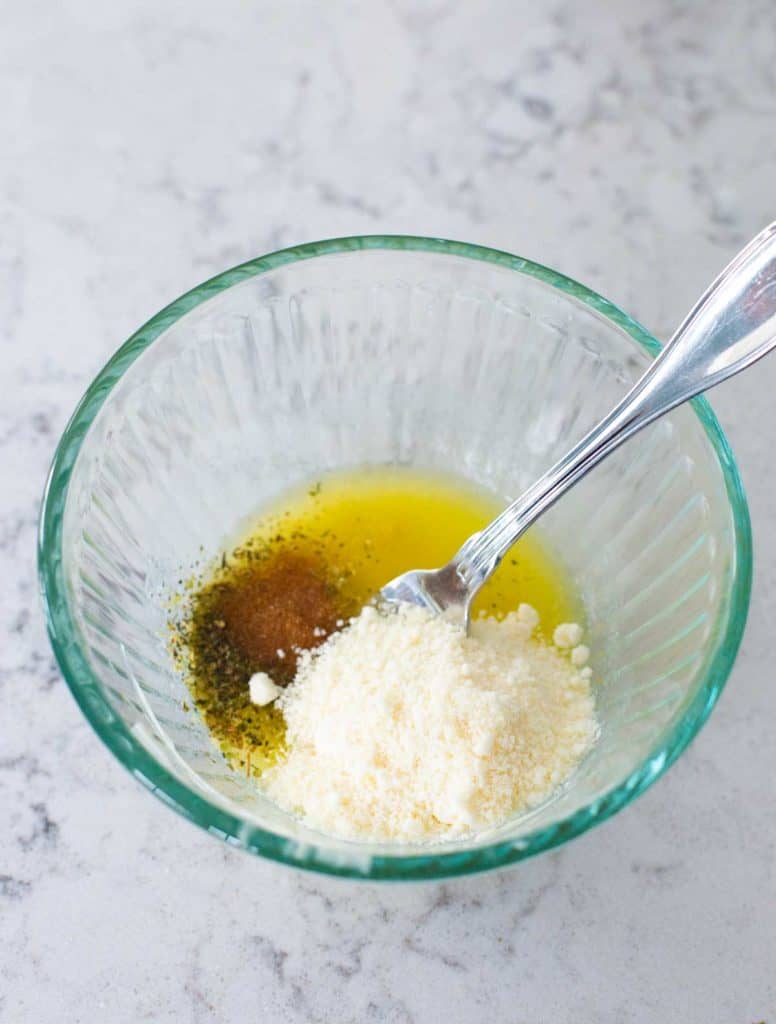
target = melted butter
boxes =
[176,467,582,777]
[248,467,580,629]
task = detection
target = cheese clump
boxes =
[262,603,597,842]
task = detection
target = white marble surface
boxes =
[2,1,775,1020]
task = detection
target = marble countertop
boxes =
[2,1,775,1020]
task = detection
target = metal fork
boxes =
[381,222,776,630]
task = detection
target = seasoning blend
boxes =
[172,468,588,805]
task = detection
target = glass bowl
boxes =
[38,237,752,880]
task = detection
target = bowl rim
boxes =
[38,235,752,880]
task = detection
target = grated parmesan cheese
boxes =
[553,622,583,648]
[248,671,283,706]
[571,644,590,667]
[261,603,597,842]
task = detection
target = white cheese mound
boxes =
[262,604,597,842]
[248,672,283,706]
[553,622,584,648]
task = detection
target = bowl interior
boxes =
[41,240,750,878]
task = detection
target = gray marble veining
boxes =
[1,1,775,1021]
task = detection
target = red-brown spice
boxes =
[219,551,345,683]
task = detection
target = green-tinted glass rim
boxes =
[38,235,752,881]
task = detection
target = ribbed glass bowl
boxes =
[39,237,751,880]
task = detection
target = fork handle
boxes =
[454,221,776,594]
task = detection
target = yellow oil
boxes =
[243,466,580,632]
[177,467,581,777]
